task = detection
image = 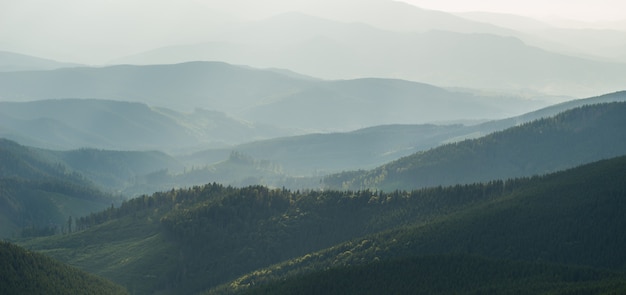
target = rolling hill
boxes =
[182,90,626,178]
[323,101,626,190]
[0,99,295,152]
[0,61,552,132]
[19,155,626,294]
[211,155,626,294]
[0,139,121,238]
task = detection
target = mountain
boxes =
[0,139,120,238]
[0,241,128,294]
[0,50,80,72]
[182,91,626,178]
[185,124,473,176]
[112,13,626,97]
[241,78,545,130]
[0,62,312,113]
[323,101,626,190]
[20,156,626,294]
[0,62,550,131]
[128,151,296,195]
[210,155,626,294]
[458,12,626,63]
[39,148,183,192]
[0,99,295,152]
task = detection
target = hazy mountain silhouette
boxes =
[0,62,549,132]
[184,91,626,178]
[0,50,80,72]
[111,13,626,97]
[0,99,295,152]
[459,12,626,63]
[323,101,626,190]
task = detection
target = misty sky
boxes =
[399,0,626,21]
[1,0,625,64]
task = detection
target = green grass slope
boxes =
[0,241,128,295]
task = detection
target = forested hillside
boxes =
[20,155,626,294]
[185,90,626,179]
[0,241,128,294]
[324,101,626,190]
[0,139,121,238]
[241,255,626,295]
[212,155,626,294]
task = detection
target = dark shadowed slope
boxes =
[241,255,626,295]
[0,139,121,237]
[212,155,626,294]
[21,155,626,295]
[0,241,128,295]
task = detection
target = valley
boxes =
[2,0,626,294]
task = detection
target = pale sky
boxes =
[399,0,626,22]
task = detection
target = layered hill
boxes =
[185,91,626,177]
[324,101,626,190]
[0,61,550,131]
[112,12,626,97]
[0,50,80,72]
[212,155,626,294]
[0,241,128,294]
[0,99,293,152]
[0,139,122,238]
[20,155,626,294]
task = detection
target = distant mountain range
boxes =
[0,98,295,152]
[4,0,626,97]
[110,12,626,97]
[458,11,626,63]
[1,91,623,199]
[0,61,552,132]
[0,50,80,72]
